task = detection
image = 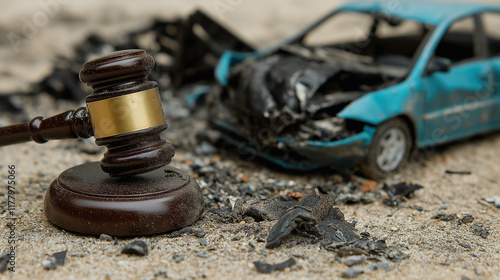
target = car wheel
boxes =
[359,118,412,179]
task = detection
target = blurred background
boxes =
[1,2,499,279]
[0,0,346,95]
[0,0,497,98]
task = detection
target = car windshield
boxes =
[298,11,433,70]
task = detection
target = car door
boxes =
[419,15,495,144]
[481,11,500,127]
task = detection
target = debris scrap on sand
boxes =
[121,240,148,256]
[42,251,67,270]
[234,189,408,278]
[265,191,359,249]
[382,182,424,207]
[253,258,297,274]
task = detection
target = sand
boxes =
[0,0,499,279]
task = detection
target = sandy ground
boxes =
[1,0,500,279]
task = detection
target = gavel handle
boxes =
[0,107,94,146]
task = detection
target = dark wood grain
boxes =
[80,49,174,176]
[0,49,174,177]
[0,107,92,146]
[44,162,204,236]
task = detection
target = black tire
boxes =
[358,118,413,180]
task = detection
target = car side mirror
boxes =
[426,57,452,75]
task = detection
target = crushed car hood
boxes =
[225,45,404,135]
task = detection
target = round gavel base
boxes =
[44,162,204,236]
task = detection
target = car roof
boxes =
[340,0,500,26]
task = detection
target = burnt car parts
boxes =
[12,10,254,101]
[210,9,429,178]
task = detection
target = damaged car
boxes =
[209,0,500,179]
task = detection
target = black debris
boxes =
[204,206,232,223]
[432,213,475,225]
[0,251,8,273]
[315,182,423,207]
[121,240,148,256]
[167,10,254,88]
[201,169,419,213]
[319,217,359,245]
[53,251,67,265]
[334,182,377,205]
[350,239,388,256]
[265,191,359,248]
[409,205,423,211]
[71,253,86,258]
[231,234,243,241]
[324,234,407,266]
[99,234,113,241]
[458,242,471,249]
[253,258,296,274]
[382,182,424,207]
[336,247,368,258]
[233,198,290,221]
[471,223,490,239]
[459,215,474,225]
[43,251,67,270]
[154,270,168,277]
[341,266,364,278]
[248,242,256,252]
[19,10,254,102]
[172,253,185,263]
[432,213,458,222]
[256,234,267,243]
[265,205,319,248]
[432,214,489,239]
[445,170,472,175]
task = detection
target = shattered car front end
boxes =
[209,3,433,173]
[209,47,395,170]
[212,117,375,171]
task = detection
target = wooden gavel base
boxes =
[44,162,204,236]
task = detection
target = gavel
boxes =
[0,49,174,177]
[0,50,203,236]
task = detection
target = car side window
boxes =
[481,12,500,57]
[434,16,478,64]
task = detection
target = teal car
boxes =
[210,0,500,179]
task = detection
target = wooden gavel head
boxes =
[80,50,174,177]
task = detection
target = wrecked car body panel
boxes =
[213,118,375,171]
[209,0,500,174]
[337,82,421,130]
[275,125,375,170]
